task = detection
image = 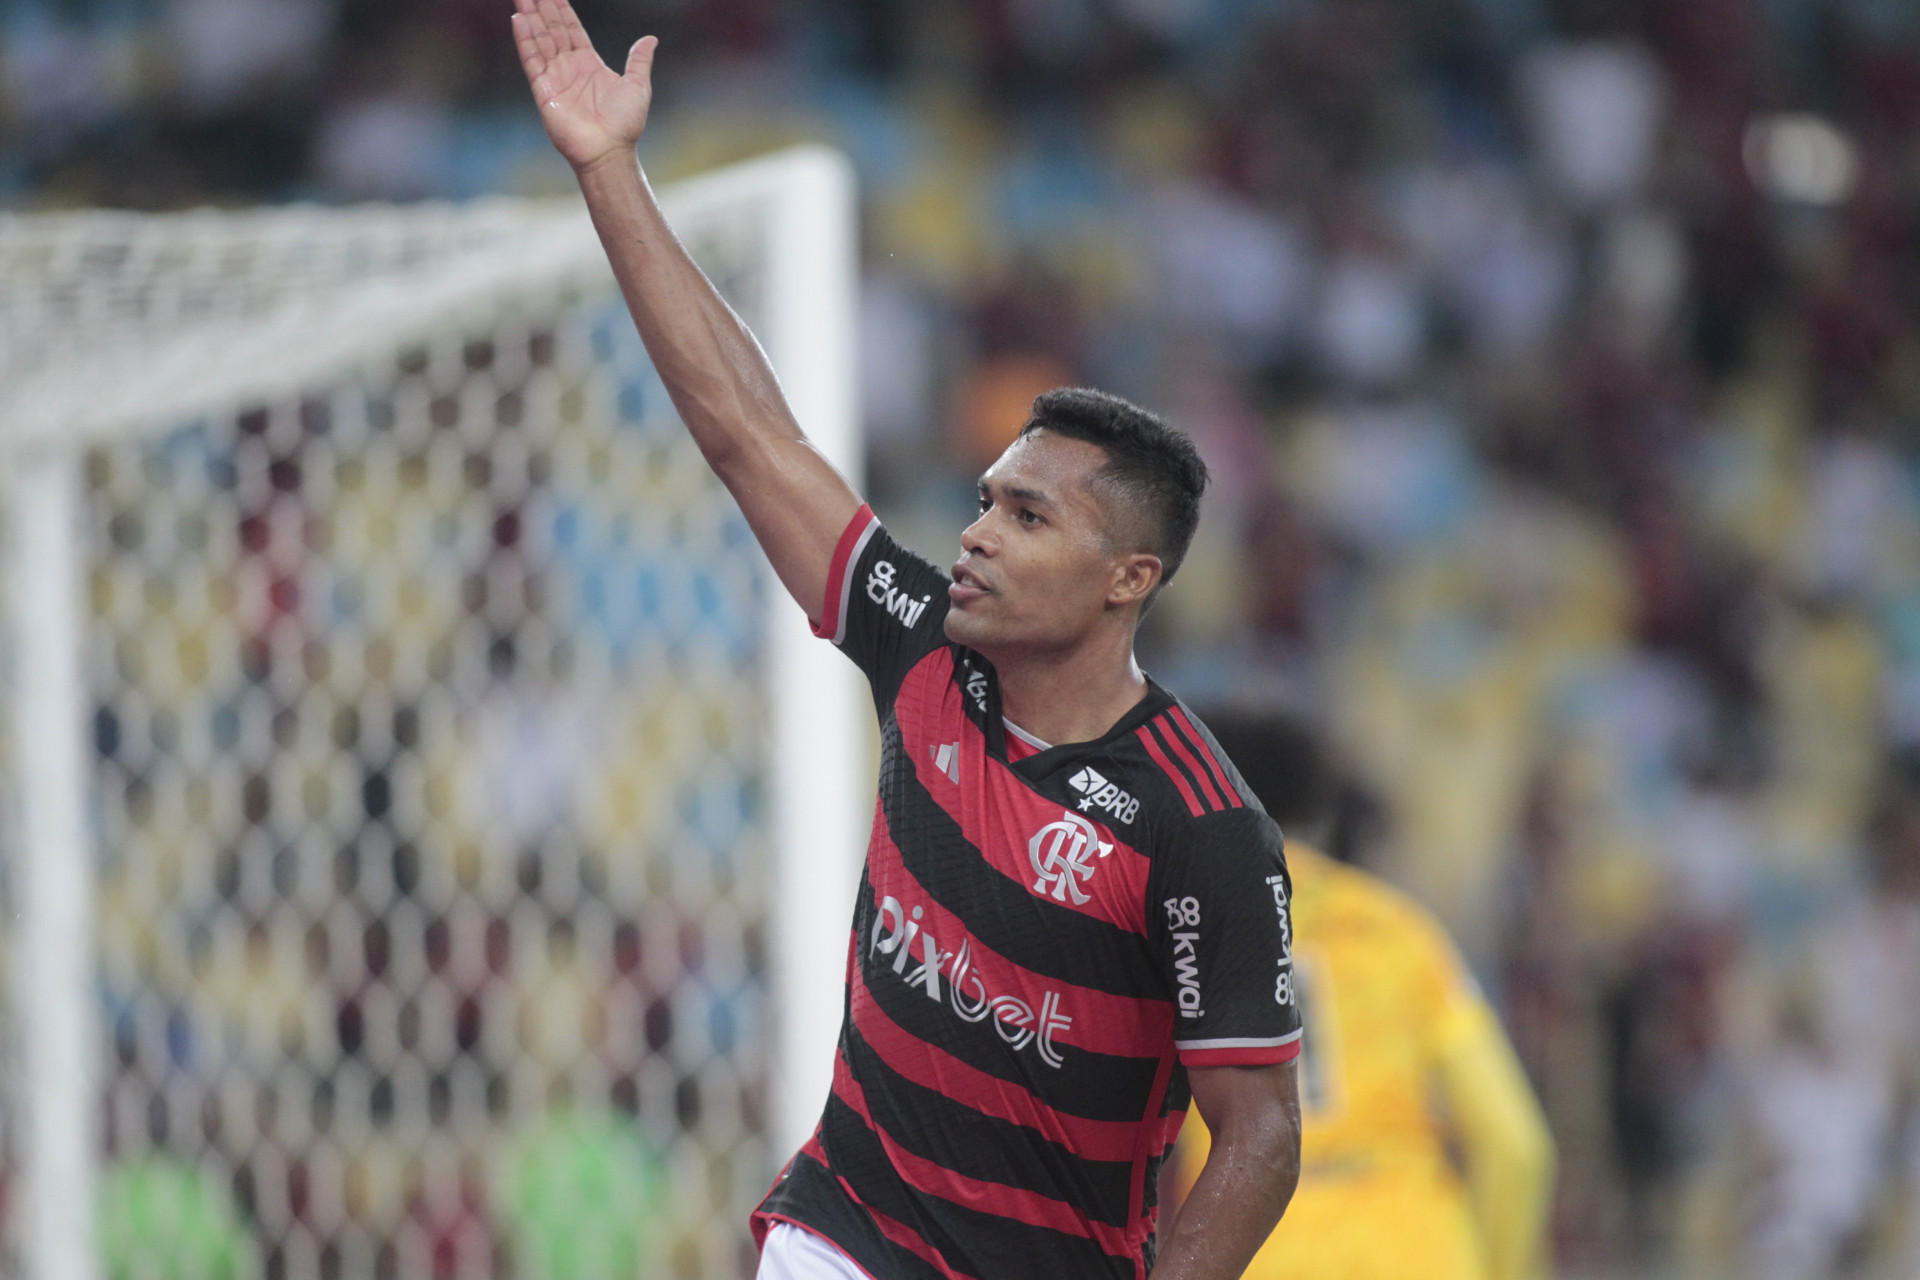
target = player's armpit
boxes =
[1151,1062,1300,1280]
[1434,1002,1556,1280]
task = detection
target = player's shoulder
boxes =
[1121,693,1270,829]
[826,511,953,676]
[853,519,950,617]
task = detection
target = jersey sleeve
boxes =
[811,504,953,709]
[1149,808,1304,1067]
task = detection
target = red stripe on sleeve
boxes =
[1152,716,1225,812]
[1177,1038,1303,1068]
[1168,707,1241,808]
[1136,725,1205,817]
[812,503,877,642]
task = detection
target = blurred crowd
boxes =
[12,0,1920,1275]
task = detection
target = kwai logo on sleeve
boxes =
[865,559,932,628]
[1163,896,1203,1018]
[1267,873,1294,1005]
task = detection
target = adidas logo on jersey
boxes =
[930,741,961,784]
[1068,766,1140,824]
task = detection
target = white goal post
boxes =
[0,146,865,1280]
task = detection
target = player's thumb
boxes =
[624,35,657,85]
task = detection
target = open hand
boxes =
[512,0,656,174]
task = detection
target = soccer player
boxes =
[1174,714,1555,1280]
[510,4,1303,1278]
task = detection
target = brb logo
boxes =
[1029,811,1113,905]
[1068,766,1140,824]
[866,559,932,629]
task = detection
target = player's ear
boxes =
[1108,552,1161,609]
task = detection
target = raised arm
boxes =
[1153,1062,1300,1280]
[512,0,860,623]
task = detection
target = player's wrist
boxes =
[572,142,641,180]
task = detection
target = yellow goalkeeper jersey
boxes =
[1176,844,1553,1280]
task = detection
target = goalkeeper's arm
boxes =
[512,0,859,624]
[1434,1001,1557,1280]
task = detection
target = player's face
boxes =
[945,431,1138,657]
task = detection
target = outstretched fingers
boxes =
[510,16,543,80]
[510,1,559,81]
[535,0,591,56]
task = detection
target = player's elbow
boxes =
[1270,1101,1303,1213]
[699,416,803,493]
[1188,1059,1304,1231]
[1230,1092,1303,1221]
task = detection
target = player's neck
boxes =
[992,641,1150,749]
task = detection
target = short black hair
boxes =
[1018,388,1208,597]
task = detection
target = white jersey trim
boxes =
[1003,718,1052,752]
[827,515,881,647]
[1173,1028,1304,1051]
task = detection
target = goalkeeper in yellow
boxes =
[1174,714,1555,1280]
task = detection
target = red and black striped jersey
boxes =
[753,507,1302,1280]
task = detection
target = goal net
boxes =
[0,147,864,1280]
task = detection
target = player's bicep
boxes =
[726,436,863,628]
[1154,811,1302,1068]
[1187,1060,1301,1158]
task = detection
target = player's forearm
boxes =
[571,149,856,615]
[573,150,803,481]
[1151,1120,1298,1280]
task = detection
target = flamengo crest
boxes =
[1029,810,1114,905]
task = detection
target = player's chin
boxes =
[944,602,1016,648]
[942,608,987,647]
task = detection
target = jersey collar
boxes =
[951,644,1175,773]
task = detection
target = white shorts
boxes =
[757,1223,869,1280]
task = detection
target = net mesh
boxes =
[2,196,784,1280]
[0,493,19,1280]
